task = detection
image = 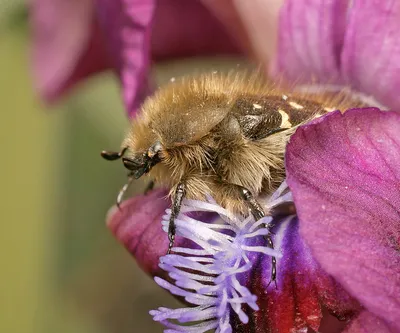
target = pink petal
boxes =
[30,0,110,101]
[344,311,397,333]
[286,108,400,331]
[151,0,240,60]
[341,1,400,110]
[106,189,171,276]
[203,0,282,62]
[270,0,348,82]
[107,188,216,276]
[271,0,400,109]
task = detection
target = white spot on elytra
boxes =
[289,101,304,109]
[282,94,288,101]
[278,109,292,128]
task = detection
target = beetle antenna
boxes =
[101,147,128,161]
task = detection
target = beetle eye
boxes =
[122,157,141,170]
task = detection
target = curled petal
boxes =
[96,0,156,118]
[106,188,171,276]
[106,188,216,276]
[286,108,400,331]
[96,0,241,118]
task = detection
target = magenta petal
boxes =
[30,0,110,101]
[96,0,155,118]
[107,189,171,275]
[270,0,348,82]
[286,108,400,330]
[341,1,400,110]
[107,189,216,276]
[344,311,398,333]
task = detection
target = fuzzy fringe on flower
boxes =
[150,182,295,332]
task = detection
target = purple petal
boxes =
[96,0,155,118]
[341,1,400,110]
[344,311,397,333]
[286,108,400,330]
[30,0,110,101]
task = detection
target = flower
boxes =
[30,0,400,331]
[108,108,400,332]
[111,181,361,333]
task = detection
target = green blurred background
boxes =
[0,3,246,332]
